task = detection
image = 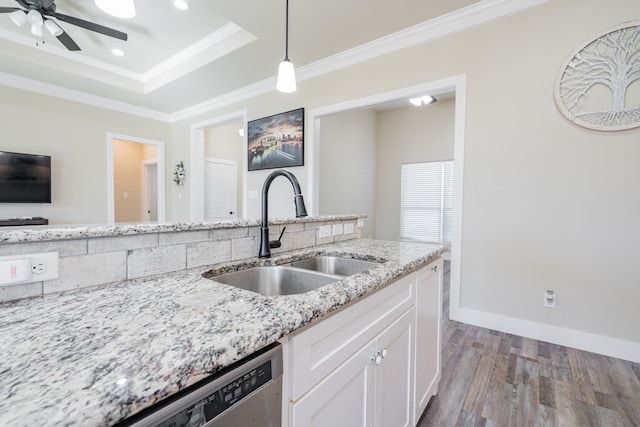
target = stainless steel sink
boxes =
[285,256,381,276]
[210,266,339,296]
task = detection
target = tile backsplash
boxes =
[0,216,363,303]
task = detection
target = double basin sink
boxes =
[208,256,381,296]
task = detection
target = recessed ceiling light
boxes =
[95,0,136,19]
[111,48,125,56]
[173,0,190,10]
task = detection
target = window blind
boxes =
[400,160,454,246]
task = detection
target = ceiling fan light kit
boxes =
[94,0,136,19]
[276,0,297,93]
[1,0,129,52]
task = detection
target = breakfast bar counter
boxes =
[0,239,444,426]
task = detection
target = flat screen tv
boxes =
[0,151,51,203]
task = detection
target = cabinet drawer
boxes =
[284,274,415,400]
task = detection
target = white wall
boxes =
[319,110,377,238]
[375,99,455,240]
[0,86,170,225]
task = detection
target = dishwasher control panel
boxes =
[157,360,273,427]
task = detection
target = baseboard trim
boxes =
[453,307,640,363]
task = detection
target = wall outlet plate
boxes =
[344,223,354,234]
[318,225,332,239]
[332,224,344,236]
[0,252,59,286]
[544,290,556,308]
[357,218,364,227]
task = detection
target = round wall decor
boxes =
[554,21,640,131]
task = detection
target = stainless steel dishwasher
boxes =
[123,343,283,427]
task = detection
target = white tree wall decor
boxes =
[554,21,640,131]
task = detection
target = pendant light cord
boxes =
[284,0,289,61]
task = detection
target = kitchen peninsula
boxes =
[0,217,444,426]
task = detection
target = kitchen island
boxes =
[0,239,444,426]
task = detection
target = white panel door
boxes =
[204,159,237,220]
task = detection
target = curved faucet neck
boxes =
[259,170,308,258]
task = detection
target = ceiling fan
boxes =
[0,0,127,51]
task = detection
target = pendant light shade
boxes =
[277,59,297,93]
[276,0,296,93]
[95,0,136,19]
[26,9,43,26]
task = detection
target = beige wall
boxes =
[1,0,639,354]
[319,110,377,238]
[375,100,455,240]
[204,121,244,218]
[0,86,170,225]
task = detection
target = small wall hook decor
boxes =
[173,161,187,185]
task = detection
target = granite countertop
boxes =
[0,215,365,243]
[0,239,445,427]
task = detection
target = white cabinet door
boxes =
[413,259,443,423]
[375,308,415,427]
[290,341,377,427]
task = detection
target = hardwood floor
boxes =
[418,262,640,427]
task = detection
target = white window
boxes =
[400,160,454,246]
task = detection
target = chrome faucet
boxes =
[259,170,308,258]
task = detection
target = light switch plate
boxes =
[344,223,354,234]
[332,224,343,236]
[357,219,364,227]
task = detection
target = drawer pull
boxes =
[373,354,383,366]
[380,348,388,358]
[430,265,438,272]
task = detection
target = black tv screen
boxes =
[0,151,51,203]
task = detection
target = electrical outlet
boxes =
[357,219,364,227]
[544,290,556,308]
[0,252,58,286]
[318,225,332,239]
[344,223,354,234]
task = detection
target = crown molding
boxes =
[0,71,170,122]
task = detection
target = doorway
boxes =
[143,160,158,222]
[106,133,166,225]
[190,110,247,221]
[307,75,466,322]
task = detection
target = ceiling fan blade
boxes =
[56,30,80,51]
[51,12,128,41]
[0,7,22,13]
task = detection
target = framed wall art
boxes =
[247,108,304,171]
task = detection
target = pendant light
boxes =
[276,0,296,93]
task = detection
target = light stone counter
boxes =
[0,239,445,427]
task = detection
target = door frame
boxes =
[106,133,166,225]
[204,157,238,220]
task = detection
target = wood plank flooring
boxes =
[418,262,640,427]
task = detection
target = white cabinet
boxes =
[413,258,443,424]
[289,309,414,427]
[282,258,442,427]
